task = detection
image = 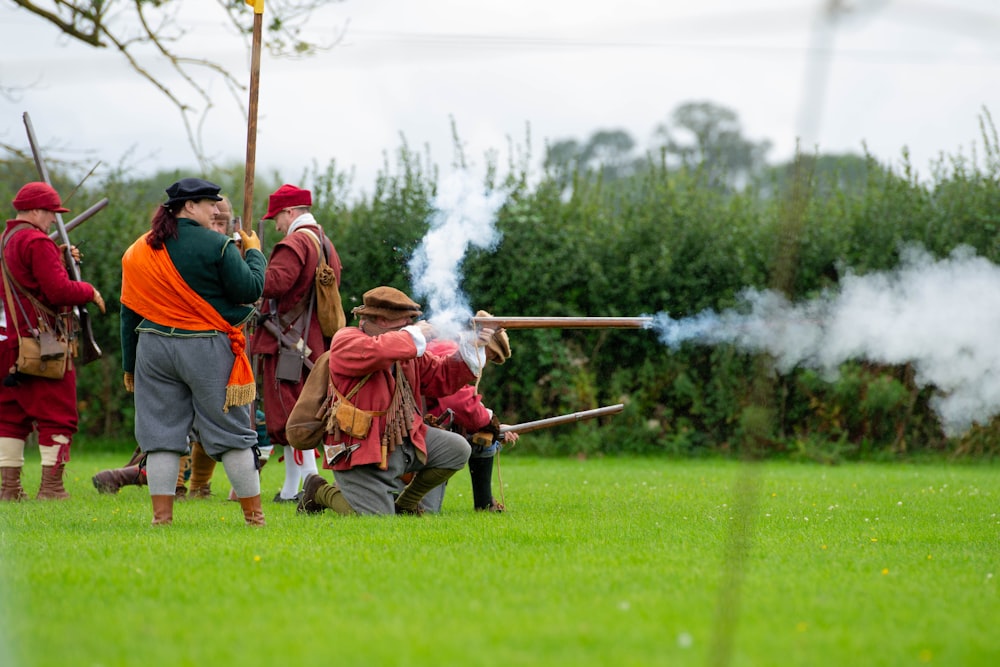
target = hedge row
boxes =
[3,128,999,460]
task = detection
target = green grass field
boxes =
[1,450,997,667]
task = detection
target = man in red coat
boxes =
[421,324,517,513]
[0,182,106,501]
[297,286,496,516]
[250,184,342,502]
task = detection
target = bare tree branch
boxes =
[6,0,346,168]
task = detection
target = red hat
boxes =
[262,184,312,220]
[12,182,69,213]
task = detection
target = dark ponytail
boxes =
[147,204,182,249]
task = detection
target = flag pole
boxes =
[242,0,265,233]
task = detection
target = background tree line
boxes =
[3,101,999,461]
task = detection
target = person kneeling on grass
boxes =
[297,286,495,516]
[417,319,518,514]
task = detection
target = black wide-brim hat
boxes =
[164,178,224,207]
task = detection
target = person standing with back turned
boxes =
[120,178,266,526]
[250,184,342,503]
[0,182,106,501]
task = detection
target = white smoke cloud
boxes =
[650,244,1000,436]
[408,170,505,338]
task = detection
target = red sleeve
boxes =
[261,241,309,300]
[434,385,493,431]
[26,234,95,307]
[329,327,418,377]
[414,348,477,402]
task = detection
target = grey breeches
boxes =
[134,332,257,459]
[333,426,471,515]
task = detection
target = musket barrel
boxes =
[49,198,109,240]
[472,316,653,330]
[499,404,624,435]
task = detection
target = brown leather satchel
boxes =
[2,227,70,379]
[301,229,345,338]
[286,351,334,450]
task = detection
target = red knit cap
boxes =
[262,184,312,220]
[12,182,69,213]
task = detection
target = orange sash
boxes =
[120,233,255,411]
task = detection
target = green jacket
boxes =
[120,218,266,373]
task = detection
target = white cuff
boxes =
[458,333,486,376]
[402,325,427,356]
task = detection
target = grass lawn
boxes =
[1,449,997,667]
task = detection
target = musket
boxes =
[472,316,654,330]
[259,317,315,372]
[22,112,102,365]
[48,197,109,241]
[499,404,625,435]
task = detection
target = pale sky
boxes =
[2,0,1000,199]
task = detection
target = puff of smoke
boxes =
[408,171,505,339]
[651,244,1000,436]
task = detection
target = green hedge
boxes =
[4,127,1000,461]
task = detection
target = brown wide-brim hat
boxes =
[476,310,511,364]
[352,286,423,321]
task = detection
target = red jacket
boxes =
[326,326,477,470]
[1,220,95,350]
[250,223,342,362]
[425,339,492,432]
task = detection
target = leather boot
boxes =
[238,494,266,526]
[188,441,216,498]
[1,467,29,502]
[297,473,329,514]
[468,456,497,511]
[151,495,174,526]
[395,467,458,515]
[315,481,355,515]
[92,465,146,494]
[174,453,191,500]
[36,464,70,500]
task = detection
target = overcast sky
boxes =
[2,0,1000,199]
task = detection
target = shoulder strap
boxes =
[1,254,24,334]
[334,372,373,402]
[298,227,328,268]
[1,224,56,323]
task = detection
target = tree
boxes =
[580,129,637,180]
[543,138,583,189]
[5,0,343,167]
[655,100,772,189]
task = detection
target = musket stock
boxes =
[48,197,109,241]
[23,112,102,365]
[472,316,653,330]
[499,404,624,435]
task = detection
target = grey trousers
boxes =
[333,427,470,515]
[419,437,497,513]
[134,332,257,459]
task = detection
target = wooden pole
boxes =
[242,0,265,233]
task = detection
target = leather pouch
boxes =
[334,399,374,439]
[276,346,305,383]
